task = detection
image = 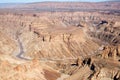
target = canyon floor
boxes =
[0,1,120,80]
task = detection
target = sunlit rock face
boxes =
[0,12,102,59]
[0,1,120,80]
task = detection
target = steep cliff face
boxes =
[62,20,120,80]
[88,21,120,59]
[90,21,120,45]
[0,6,120,80]
[19,28,99,59]
[0,12,103,59]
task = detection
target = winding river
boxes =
[16,34,29,60]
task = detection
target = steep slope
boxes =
[0,56,60,80]
[0,2,120,80]
[0,12,104,59]
[0,31,17,55]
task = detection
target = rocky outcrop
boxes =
[90,21,120,45]
[61,56,120,80]
[92,68,120,80]
[0,57,60,80]
[101,45,118,59]
[0,3,120,80]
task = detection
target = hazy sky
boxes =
[0,0,118,3]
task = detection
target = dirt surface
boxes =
[0,1,120,80]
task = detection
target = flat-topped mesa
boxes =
[0,3,120,80]
[21,28,99,59]
[0,11,119,60]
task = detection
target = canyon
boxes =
[0,1,120,80]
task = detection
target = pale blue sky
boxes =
[0,0,117,3]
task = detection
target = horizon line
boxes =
[0,0,119,4]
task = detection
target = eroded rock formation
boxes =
[0,1,120,80]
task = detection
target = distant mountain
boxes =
[16,1,120,11]
[0,1,119,12]
[0,3,23,8]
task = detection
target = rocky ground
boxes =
[0,2,120,80]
